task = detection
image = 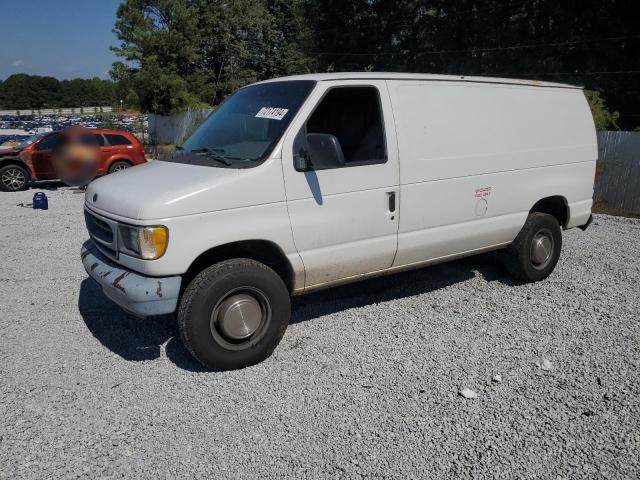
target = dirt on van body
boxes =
[1,185,639,479]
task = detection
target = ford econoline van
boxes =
[81,73,596,370]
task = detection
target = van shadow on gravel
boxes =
[78,279,206,372]
[78,252,516,371]
[290,251,518,324]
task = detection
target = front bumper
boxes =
[81,240,181,317]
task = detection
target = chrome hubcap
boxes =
[2,168,26,190]
[530,229,553,268]
[216,293,262,339]
[114,164,128,172]
[210,287,271,349]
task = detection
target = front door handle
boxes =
[387,191,396,213]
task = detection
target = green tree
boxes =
[0,74,60,109]
[304,0,379,72]
[109,0,640,128]
[0,74,116,109]
[585,90,619,130]
[262,0,316,77]
[303,0,640,129]
[195,0,271,101]
[111,0,203,114]
[111,0,314,113]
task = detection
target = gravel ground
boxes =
[1,185,639,479]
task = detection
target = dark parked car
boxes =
[0,128,146,192]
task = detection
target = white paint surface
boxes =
[85,73,596,293]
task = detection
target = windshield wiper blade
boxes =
[190,148,233,166]
[191,147,225,154]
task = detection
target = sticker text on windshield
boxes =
[255,107,289,120]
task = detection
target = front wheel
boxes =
[178,259,290,370]
[504,212,562,282]
[0,164,30,192]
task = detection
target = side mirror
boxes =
[293,147,310,171]
[305,133,345,170]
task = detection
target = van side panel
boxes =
[388,81,597,267]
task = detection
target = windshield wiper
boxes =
[190,148,233,166]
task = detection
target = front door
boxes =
[281,81,400,289]
[31,133,62,179]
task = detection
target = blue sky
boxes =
[1,0,122,80]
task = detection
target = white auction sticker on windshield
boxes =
[255,107,289,120]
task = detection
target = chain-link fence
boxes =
[147,109,213,146]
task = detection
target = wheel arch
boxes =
[182,239,295,294]
[0,157,32,179]
[529,195,569,229]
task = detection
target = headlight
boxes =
[118,225,168,260]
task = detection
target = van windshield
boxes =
[166,80,316,168]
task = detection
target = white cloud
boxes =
[11,59,25,67]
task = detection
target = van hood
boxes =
[85,159,282,221]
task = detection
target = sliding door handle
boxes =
[387,191,396,213]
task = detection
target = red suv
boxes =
[0,128,146,192]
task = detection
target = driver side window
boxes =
[305,86,387,168]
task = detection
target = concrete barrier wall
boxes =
[0,107,113,116]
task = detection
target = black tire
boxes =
[178,258,290,371]
[108,160,131,174]
[504,212,562,282]
[0,163,30,192]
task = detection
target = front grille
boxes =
[84,208,118,260]
[85,211,113,243]
[96,241,117,259]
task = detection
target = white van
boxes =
[81,73,596,370]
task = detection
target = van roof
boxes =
[256,72,581,90]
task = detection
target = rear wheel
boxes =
[504,212,562,282]
[108,160,131,174]
[0,164,29,192]
[178,258,290,370]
